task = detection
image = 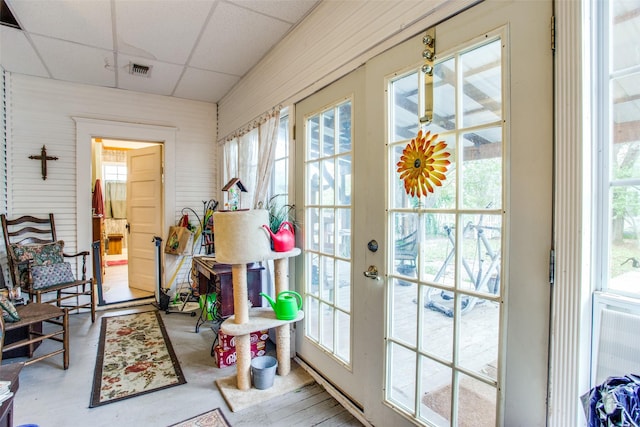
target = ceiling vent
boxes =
[128,62,152,78]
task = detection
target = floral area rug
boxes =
[90,310,186,407]
[169,408,231,427]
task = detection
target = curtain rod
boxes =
[217,105,283,144]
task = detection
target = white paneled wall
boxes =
[217,0,479,140]
[5,73,216,288]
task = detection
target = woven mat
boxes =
[168,408,231,427]
[90,310,186,407]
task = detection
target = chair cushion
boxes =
[30,262,76,290]
[0,296,20,322]
[10,240,65,265]
[9,241,65,288]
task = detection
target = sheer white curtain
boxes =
[237,129,258,209]
[223,139,238,187]
[221,109,281,210]
[253,110,281,208]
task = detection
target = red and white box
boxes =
[213,340,267,368]
[218,329,269,350]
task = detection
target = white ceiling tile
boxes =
[30,35,115,87]
[6,0,113,50]
[115,0,215,64]
[173,67,240,102]
[228,0,319,23]
[0,26,49,78]
[190,1,291,75]
[117,54,185,96]
[0,0,318,102]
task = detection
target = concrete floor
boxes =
[4,304,356,427]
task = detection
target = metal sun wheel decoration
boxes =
[396,130,451,198]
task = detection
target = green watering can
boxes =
[260,290,302,320]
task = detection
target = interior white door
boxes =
[127,145,163,293]
[296,1,552,425]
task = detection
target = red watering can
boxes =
[263,221,295,252]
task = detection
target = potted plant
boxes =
[263,194,296,233]
[261,194,297,251]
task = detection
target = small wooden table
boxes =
[192,256,263,318]
[3,304,68,369]
[0,363,23,427]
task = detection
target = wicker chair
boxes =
[1,214,96,322]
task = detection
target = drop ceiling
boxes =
[0,0,319,103]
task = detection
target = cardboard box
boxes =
[214,341,267,368]
[218,329,269,350]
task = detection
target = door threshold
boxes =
[96,296,156,311]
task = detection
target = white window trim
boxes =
[548,0,594,425]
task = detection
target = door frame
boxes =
[74,117,176,294]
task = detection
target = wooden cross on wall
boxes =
[29,145,58,180]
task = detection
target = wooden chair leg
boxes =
[91,288,96,323]
[26,323,35,358]
[62,308,69,370]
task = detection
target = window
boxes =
[103,163,127,182]
[269,109,290,200]
[596,1,640,298]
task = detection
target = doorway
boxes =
[92,138,159,305]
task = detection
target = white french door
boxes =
[295,1,552,425]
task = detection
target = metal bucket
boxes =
[251,355,278,390]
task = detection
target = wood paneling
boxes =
[6,73,217,284]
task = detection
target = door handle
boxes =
[126,223,130,234]
[363,265,381,281]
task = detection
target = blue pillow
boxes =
[30,262,76,290]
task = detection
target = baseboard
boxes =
[294,356,373,427]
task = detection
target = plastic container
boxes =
[251,355,278,390]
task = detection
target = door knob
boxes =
[363,265,381,280]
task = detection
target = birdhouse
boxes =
[222,178,247,210]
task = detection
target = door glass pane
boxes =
[308,116,320,160]
[432,57,456,133]
[457,373,497,427]
[335,259,351,310]
[338,102,352,153]
[390,277,417,346]
[320,302,335,351]
[322,108,336,156]
[461,128,502,210]
[387,36,504,425]
[461,39,502,128]
[458,296,499,378]
[459,214,502,297]
[420,360,452,426]
[304,100,353,365]
[422,213,456,287]
[391,72,420,142]
[389,342,417,412]
[421,285,454,361]
[336,309,351,363]
[320,159,335,205]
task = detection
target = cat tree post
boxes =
[231,263,250,390]
[274,257,290,375]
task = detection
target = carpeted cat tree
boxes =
[213,209,303,391]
